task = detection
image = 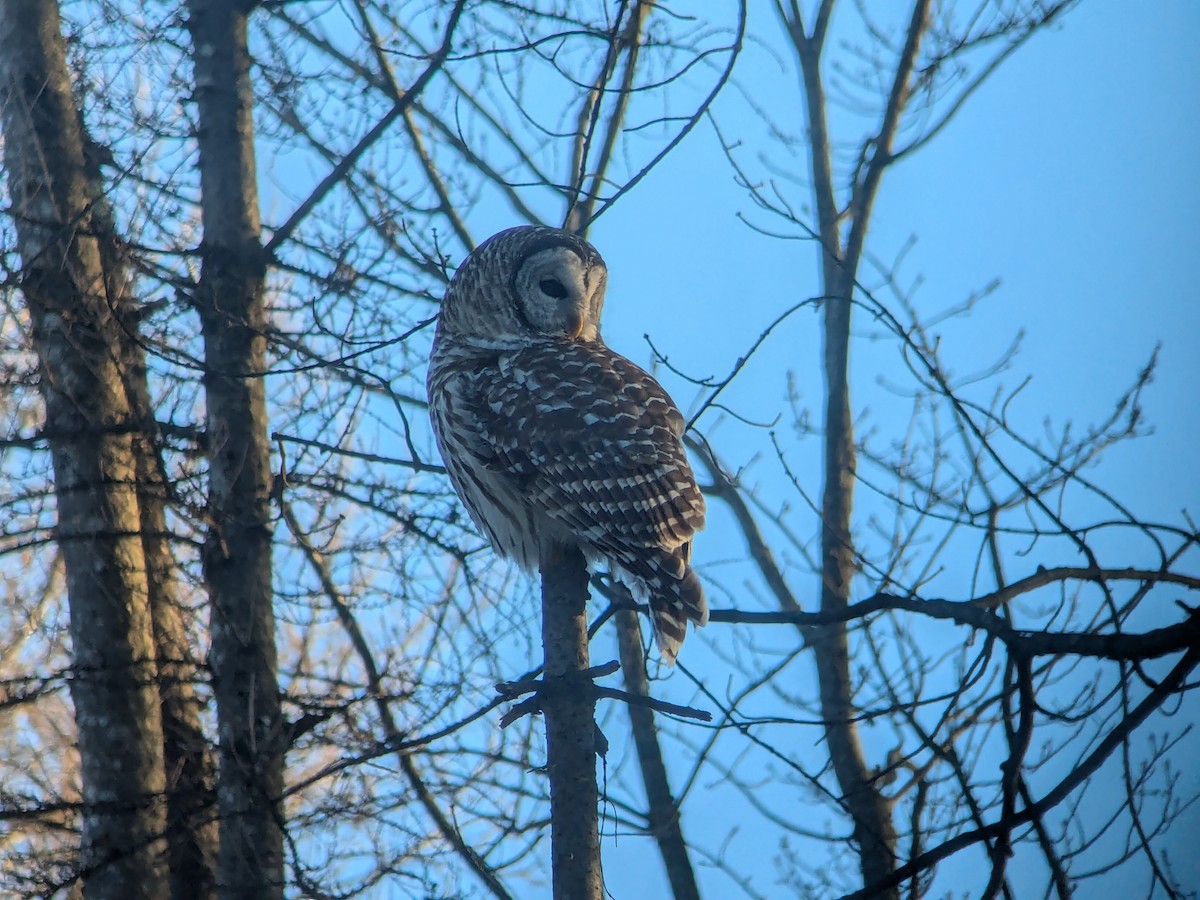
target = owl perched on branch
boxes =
[427,226,707,663]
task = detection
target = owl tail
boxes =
[648,556,708,665]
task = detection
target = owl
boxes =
[427,225,707,663]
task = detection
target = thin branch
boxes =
[844,643,1200,900]
[263,0,467,256]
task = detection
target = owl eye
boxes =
[539,278,568,299]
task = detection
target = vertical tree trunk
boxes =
[138,453,220,900]
[186,1,283,896]
[615,611,700,900]
[0,1,169,896]
[539,543,602,900]
[81,105,219,900]
[787,4,910,892]
[812,261,898,893]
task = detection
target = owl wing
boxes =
[467,341,706,559]
[446,339,708,662]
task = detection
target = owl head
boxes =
[439,226,608,343]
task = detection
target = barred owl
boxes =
[427,225,707,663]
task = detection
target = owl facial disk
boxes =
[513,247,606,341]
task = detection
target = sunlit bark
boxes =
[0,0,167,894]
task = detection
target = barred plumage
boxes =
[427,225,707,663]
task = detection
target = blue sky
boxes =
[599,1,1198,520]
[251,2,1199,894]
[4,1,1194,896]
[578,2,1199,896]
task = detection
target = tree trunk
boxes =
[539,543,602,900]
[788,6,907,892]
[79,96,220,900]
[615,611,700,900]
[186,1,283,896]
[0,0,169,895]
[140,453,220,900]
[812,262,898,894]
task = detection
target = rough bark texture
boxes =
[83,104,219,900]
[0,0,169,895]
[142,477,220,900]
[186,1,283,896]
[615,611,700,900]
[539,543,602,900]
[137,451,218,900]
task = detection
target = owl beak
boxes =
[561,308,584,340]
